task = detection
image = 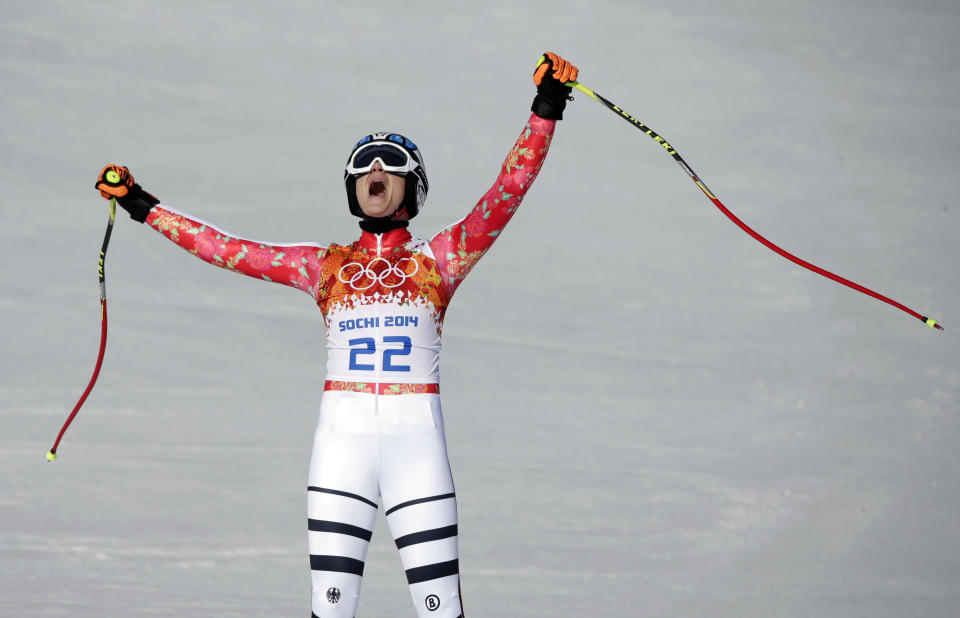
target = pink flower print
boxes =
[292,274,312,293]
[528,115,554,135]
[194,229,218,260]
[502,167,528,193]
[464,213,487,237]
[283,246,307,267]
[245,245,274,271]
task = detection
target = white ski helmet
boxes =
[344,132,428,219]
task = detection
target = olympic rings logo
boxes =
[337,257,419,290]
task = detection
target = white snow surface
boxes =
[2,1,958,616]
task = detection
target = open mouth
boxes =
[369,180,386,197]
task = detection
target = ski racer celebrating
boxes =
[94,52,578,618]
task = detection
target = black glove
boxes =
[531,52,579,120]
[95,165,160,223]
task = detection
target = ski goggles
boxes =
[345,136,420,176]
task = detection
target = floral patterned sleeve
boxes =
[145,205,326,299]
[429,113,556,296]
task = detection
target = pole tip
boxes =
[46,450,57,462]
[925,318,944,330]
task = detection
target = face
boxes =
[355,161,407,218]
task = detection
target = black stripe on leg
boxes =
[384,492,455,516]
[405,558,459,584]
[394,524,458,549]
[307,485,378,509]
[308,519,373,542]
[310,554,365,576]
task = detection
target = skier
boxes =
[94,52,579,618]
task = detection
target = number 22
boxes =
[348,336,412,372]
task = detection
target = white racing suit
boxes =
[141,113,557,616]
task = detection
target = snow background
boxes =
[2,1,958,616]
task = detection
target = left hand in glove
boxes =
[531,52,579,120]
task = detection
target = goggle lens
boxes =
[348,143,412,175]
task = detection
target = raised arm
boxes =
[429,52,578,295]
[95,165,325,298]
[429,114,556,294]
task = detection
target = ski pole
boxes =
[539,56,943,331]
[47,194,118,461]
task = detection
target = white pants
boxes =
[307,390,463,617]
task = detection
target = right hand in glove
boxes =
[95,165,159,223]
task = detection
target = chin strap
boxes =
[359,217,410,234]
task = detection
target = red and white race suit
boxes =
[142,113,556,618]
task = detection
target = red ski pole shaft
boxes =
[560,69,943,331]
[48,197,117,461]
